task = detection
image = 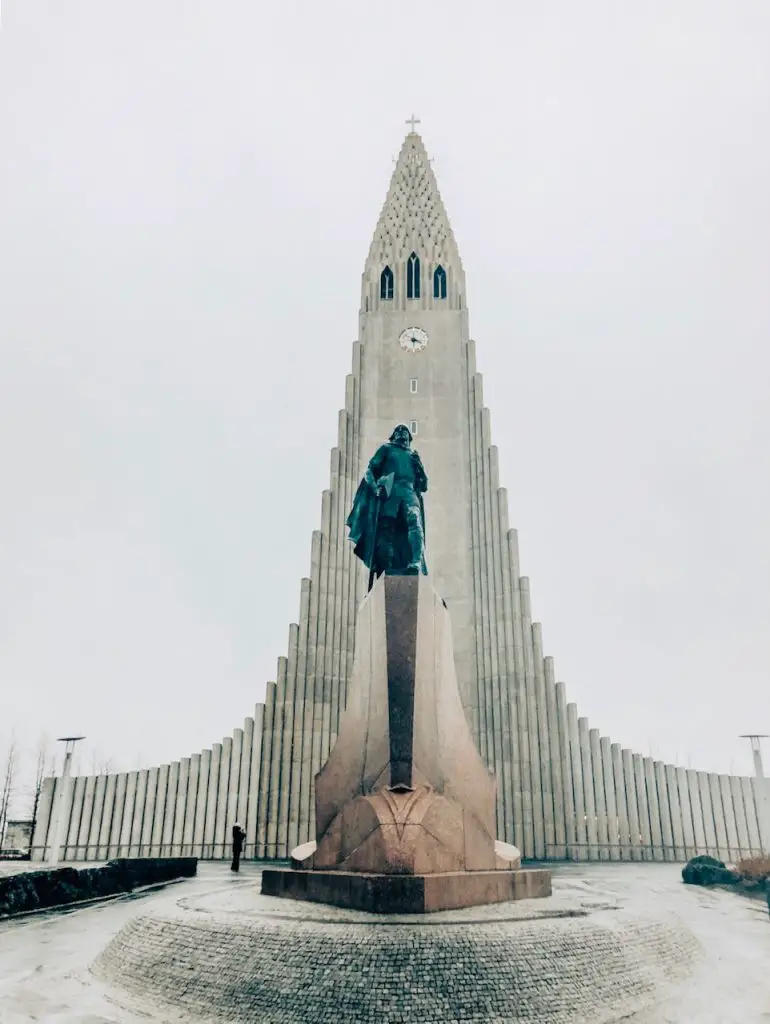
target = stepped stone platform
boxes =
[94,874,702,1023]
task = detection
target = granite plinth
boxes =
[261,866,552,913]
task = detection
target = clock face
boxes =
[399,327,429,353]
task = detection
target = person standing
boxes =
[231,822,246,872]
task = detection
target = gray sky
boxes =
[1,0,768,797]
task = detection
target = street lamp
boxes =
[739,735,768,779]
[47,736,86,866]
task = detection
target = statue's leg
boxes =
[404,503,425,572]
[376,516,396,575]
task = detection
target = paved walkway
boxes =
[0,863,767,1022]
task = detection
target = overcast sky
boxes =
[1,0,768,802]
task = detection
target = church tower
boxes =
[32,127,769,870]
[253,125,556,860]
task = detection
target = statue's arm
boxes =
[364,444,389,492]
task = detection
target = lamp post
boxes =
[739,735,768,779]
[47,736,85,866]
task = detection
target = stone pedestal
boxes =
[262,573,551,913]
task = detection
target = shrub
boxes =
[736,856,770,883]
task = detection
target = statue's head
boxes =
[389,424,412,448]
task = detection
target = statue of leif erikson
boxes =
[346,424,428,588]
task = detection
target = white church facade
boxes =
[31,130,769,865]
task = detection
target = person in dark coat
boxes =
[231,822,246,872]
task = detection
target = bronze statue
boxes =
[347,424,428,588]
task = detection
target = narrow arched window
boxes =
[433,265,447,299]
[380,266,394,300]
[406,252,420,300]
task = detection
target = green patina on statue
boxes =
[347,424,428,588]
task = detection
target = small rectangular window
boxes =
[410,420,418,436]
[409,378,418,394]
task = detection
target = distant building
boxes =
[2,819,33,856]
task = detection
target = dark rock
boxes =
[682,854,739,886]
[0,858,197,917]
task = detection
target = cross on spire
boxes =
[406,114,421,134]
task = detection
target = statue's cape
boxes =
[346,444,427,573]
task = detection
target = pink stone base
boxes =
[261,867,552,914]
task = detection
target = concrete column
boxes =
[288,583,311,852]
[555,683,576,860]
[664,765,684,861]
[567,704,587,860]
[719,775,741,862]
[729,775,750,860]
[589,730,608,859]
[709,773,729,861]
[214,738,233,860]
[545,659,566,859]
[225,730,244,853]
[633,755,652,860]
[118,772,137,859]
[465,354,484,750]
[276,624,300,858]
[685,769,706,855]
[578,718,598,860]
[697,772,718,856]
[181,755,200,857]
[317,490,333,766]
[485,443,510,841]
[71,778,90,860]
[509,533,534,858]
[108,773,128,860]
[331,421,347,730]
[30,777,56,862]
[192,751,210,858]
[149,764,169,858]
[299,533,322,845]
[255,682,276,858]
[324,447,341,749]
[86,776,106,861]
[140,768,159,860]
[170,758,190,857]
[97,774,117,861]
[622,749,641,861]
[498,491,523,849]
[129,769,148,858]
[675,767,696,859]
[202,744,222,859]
[653,762,675,861]
[265,660,287,859]
[160,763,179,858]
[520,579,545,859]
[611,744,629,860]
[66,776,86,862]
[237,718,254,834]
[491,457,516,843]
[597,738,617,860]
[344,344,363,692]
[742,776,762,854]
[533,625,555,859]
[244,704,264,858]
[600,739,619,861]
[643,759,664,861]
[751,776,770,854]
[472,383,493,768]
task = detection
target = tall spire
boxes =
[362,130,465,311]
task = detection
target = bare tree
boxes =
[0,739,19,849]
[90,750,116,776]
[29,736,54,840]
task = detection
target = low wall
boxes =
[0,857,197,918]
